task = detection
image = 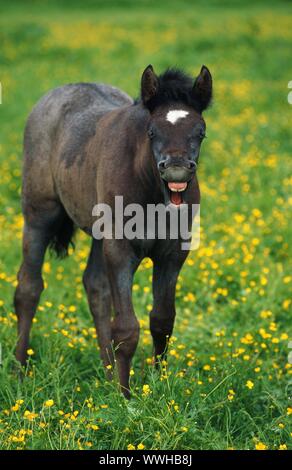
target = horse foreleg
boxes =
[150,252,187,364]
[104,239,140,399]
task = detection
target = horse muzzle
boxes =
[157,159,197,207]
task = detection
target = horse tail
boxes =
[49,211,76,259]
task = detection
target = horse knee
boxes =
[150,312,175,340]
[112,316,140,358]
[82,269,91,294]
[83,272,110,309]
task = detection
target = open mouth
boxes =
[167,182,188,206]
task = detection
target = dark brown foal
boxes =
[15,65,212,397]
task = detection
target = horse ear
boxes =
[192,65,212,112]
[141,65,159,105]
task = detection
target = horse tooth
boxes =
[169,186,187,192]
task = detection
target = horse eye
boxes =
[199,130,206,140]
[148,128,155,139]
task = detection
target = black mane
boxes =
[140,68,205,113]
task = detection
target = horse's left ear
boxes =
[141,65,159,105]
[192,65,212,112]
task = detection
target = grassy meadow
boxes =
[0,0,292,450]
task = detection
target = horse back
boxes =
[22,82,133,229]
[24,82,133,163]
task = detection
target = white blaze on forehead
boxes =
[166,109,189,124]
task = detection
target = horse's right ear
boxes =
[141,65,159,105]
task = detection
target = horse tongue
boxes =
[170,191,182,205]
[168,182,186,206]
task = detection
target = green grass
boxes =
[0,0,291,450]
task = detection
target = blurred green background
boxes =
[0,0,291,450]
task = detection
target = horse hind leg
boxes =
[14,222,49,365]
[14,205,74,366]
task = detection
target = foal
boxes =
[14,65,212,397]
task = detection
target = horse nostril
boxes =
[188,161,197,170]
[158,160,166,171]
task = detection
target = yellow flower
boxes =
[181,427,188,432]
[27,349,34,356]
[279,444,287,450]
[287,407,292,415]
[127,444,135,450]
[255,442,267,450]
[169,349,178,357]
[43,262,51,273]
[282,299,291,310]
[252,208,262,218]
[228,389,235,401]
[241,333,254,344]
[44,399,54,408]
[23,410,38,421]
[137,443,145,450]
[260,310,272,319]
[185,292,196,302]
[246,380,254,389]
[142,384,151,397]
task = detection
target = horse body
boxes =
[22,83,133,232]
[15,65,212,398]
